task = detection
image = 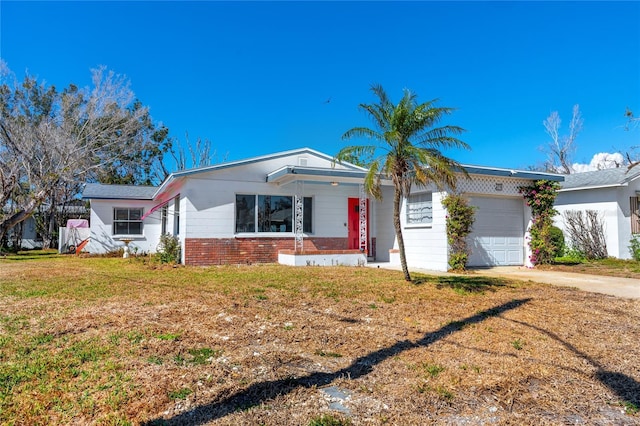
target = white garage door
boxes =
[467,196,524,267]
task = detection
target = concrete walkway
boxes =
[367,263,640,299]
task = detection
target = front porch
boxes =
[278,249,367,266]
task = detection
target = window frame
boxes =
[631,196,640,234]
[161,204,168,235]
[113,207,144,236]
[405,192,433,227]
[173,195,180,236]
[235,194,313,234]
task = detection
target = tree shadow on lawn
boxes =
[143,298,532,425]
[412,274,511,294]
[0,250,61,261]
[508,318,640,413]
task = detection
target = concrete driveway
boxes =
[368,263,640,299]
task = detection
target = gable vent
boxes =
[298,157,308,166]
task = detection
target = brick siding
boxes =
[184,237,376,266]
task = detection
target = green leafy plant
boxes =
[421,362,445,378]
[156,233,180,264]
[187,347,221,365]
[308,414,351,426]
[167,387,192,400]
[629,235,640,261]
[519,180,560,265]
[622,401,639,414]
[549,226,565,258]
[555,246,586,264]
[155,332,181,341]
[511,338,524,350]
[315,349,343,358]
[442,194,475,271]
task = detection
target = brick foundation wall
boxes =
[185,237,355,266]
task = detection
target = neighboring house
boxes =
[81,147,562,271]
[4,203,88,250]
[6,216,41,249]
[555,167,640,259]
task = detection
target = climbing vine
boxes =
[442,194,476,271]
[518,180,560,265]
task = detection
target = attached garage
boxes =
[467,196,525,267]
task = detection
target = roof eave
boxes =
[559,183,627,192]
[461,165,564,182]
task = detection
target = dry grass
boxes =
[540,258,640,279]
[0,254,639,425]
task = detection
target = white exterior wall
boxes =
[183,178,363,239]
[555,187,628,259]
[389,175,534,271]
[373,186,396,262]
[87,199,163,254]
[397,189,449,271]
[181,155,365,241]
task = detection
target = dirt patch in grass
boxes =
[1,256,639,425]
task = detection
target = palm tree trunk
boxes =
[393,188,411,281]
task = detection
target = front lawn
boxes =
[0,254,638,425]
[543,257,640,279]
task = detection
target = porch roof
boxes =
[266,166,383,186]
[266,164,563,186]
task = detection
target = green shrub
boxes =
[629,235,640,261]
[442,194,476,271]
[156,234,180,264]
[519,180,560,265]
[555,246,586,264]
[549,226,565,258]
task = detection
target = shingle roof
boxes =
[560,167,640,190]
[82,183,157,200]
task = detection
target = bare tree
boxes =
[624,108,640,170]
[542,105,583,174]
[169,133,226,171]
[154,133,228,181]
[0,63,162,242]
[563,210,607,259]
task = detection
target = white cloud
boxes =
[571,152,625,173]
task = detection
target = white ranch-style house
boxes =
[82,148,563,271]
[555,167,640,259]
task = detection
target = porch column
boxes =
[294,180,304,252]
[359,183,367,254]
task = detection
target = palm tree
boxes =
[336,84,469,281]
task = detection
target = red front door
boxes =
[348,198,369,252]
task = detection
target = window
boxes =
[303,197,313,233]
[236,195,312,233]
[173,195,180,235]
[406,192,433,225]
[113,208,143,235]
[161,205,168,235]
[631,197,640,234]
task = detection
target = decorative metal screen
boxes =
[294,181,304,252]
[359,184,367,253]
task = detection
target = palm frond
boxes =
[334,145,377,167]
[364,158,383,199]
[342,127,381,141]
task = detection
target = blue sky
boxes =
[1,1,639,172]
